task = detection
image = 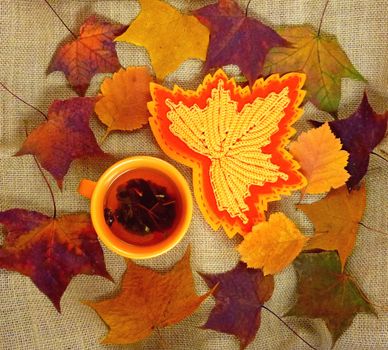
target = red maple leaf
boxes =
[48,16,126,96]
[0,209,111,312]
[194,0,288,85]
[16,97,105,188]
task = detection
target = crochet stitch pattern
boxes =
[149,70,307,237]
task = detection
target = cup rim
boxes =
[90,156,193,259]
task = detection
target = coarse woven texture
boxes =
[0,0,387,349]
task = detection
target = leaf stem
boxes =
[359,222,388,236]
[24,125,57,219]
[156,327,168,349]
[317,0,330,36]
[1,82,48,120]
[43,0,77,38]
[371,151,388,163]
[262,306,318,350]
[245,0,253,17]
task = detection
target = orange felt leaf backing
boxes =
[149,69,307,237]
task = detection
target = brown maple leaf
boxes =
[298,184,366,269]
[85,247,214,344]
[0,209,111,312]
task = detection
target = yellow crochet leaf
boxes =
[290,123,350,194]
[116,0,209,80]
[149,69,307,237]
[237,213,308,275]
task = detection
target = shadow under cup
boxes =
[90,157,192,259]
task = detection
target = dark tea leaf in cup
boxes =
[105,178,176,236]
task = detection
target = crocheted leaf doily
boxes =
[149,69,306,237]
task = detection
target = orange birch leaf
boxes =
[237,213,308,275]
[95,67,153,136]
[290,122,350,194]
[115,0,209,80]
[149,69,306,238]
[298,184,366,270]
[85,247,214,345]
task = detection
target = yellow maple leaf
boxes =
[290,122,350,194]
[85,248,214,344]
[298,184,366,270]
[95,67,153,137]
[116,0,209,80]
[149,70,306,237]
[263,25,365,113]
[237,213,308,275]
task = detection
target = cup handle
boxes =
[78,179,97,199]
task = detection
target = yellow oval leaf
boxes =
[237,213,308,275]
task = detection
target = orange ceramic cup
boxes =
[78,156,192,259]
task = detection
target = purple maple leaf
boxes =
[194,0,288,85]
[311,93,387,189]
[0,209,111,312]
[200,262,274,349]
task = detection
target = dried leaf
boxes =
[200,262,274,349]
[49,16,126,96]
[116,0,209,80]
[85,247,213,344]
[298,184,366,269]
[16,97,105,188]
[95,67,153,136]
[263,25,365,113]
[0,209,111,312]
[194,0,288,85]
[237,213,308,275]
[149,69,306,237]
[286,252,375,346]
[290,122,350,194]
[311,93,388,189]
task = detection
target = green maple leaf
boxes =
[286,251,376,346]
[263,25,365,113]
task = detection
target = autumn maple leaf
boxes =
[49,16,126,96]
[200,262,274,349]
[194,0,288,85]
[286,252,375,346]
[0,209,111,312]
[149,69,306,237]
[263,25,365,113]
[116,0,209,81]
[85,247,213,344]
[298,184,366,270]
[16,97,105,188]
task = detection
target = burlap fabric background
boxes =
[1,0,387,349]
